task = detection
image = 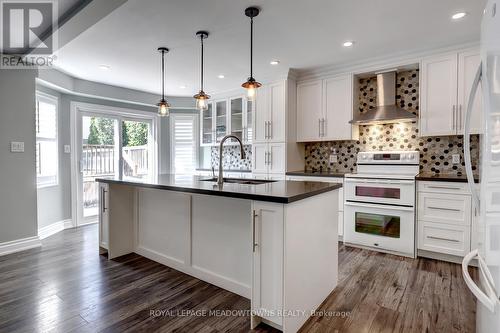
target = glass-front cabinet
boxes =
[201,103,214,146]
[215,100,228,143]
[230,97,243,142]
[201,95,253,146]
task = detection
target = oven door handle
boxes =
[344,201,414,212]
[345,178,414,185]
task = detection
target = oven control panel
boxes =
[357,151,419,164]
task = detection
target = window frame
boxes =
[169,113,199,175]
[35,91,59,188]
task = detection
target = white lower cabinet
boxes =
[417,181,474,259]
[98,182,109,249]
[252,143,286,177]
[251,189,339,332]
[252,201,284,327]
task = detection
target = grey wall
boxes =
[0,69,39,242]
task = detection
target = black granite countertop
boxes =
[416,172,480,183]
[96,174,342,204]
[286,170,346,178]
[196,168,252,173]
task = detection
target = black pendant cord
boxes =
[200,36,204,92]
[250,16,253,79]
[161,50,165,101]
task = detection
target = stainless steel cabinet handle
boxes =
[264,151,268,165]
[427,235,460,243]
[269,151,272,166]
[322,118,326,137]
[102,188,107,213]
[252,210,258,252]
[264,121,268,139]
[269,121,273,139]
[318,119,321,137]
[427,185,461,190]
[428,206,461,212]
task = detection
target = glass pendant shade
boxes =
[157,99,170,117]
[194,91,210,110]
[242,78,261,100]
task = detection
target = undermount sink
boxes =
[200,177,277,185]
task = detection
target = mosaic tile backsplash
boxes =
[304,70,480,175]
[210,145,252,170]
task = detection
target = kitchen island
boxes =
[96,174,341,332]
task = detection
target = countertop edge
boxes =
[285,171,346,178]
[96,179,343,204]
[415,175,480,183]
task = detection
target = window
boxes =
[170,114,197,175]
[36,92,58,187]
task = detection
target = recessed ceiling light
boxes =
[179,85,187,89]
[98,64,111,70]
[452,12,467,20]
[343,41,354,47]
[218,74,225,79]
[270,60,280,65]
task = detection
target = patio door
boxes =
[72,103,157,226]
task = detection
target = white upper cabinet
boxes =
[254,82,286,143]
[296,74,355,142]
[268,82,286,142]
[297,80,323,142]
[254,87,268,143]
[420,53,458,136]
[323,75,353,140]
[420,49,482,136]
[458,50,482,135]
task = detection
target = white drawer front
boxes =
[418,222,470,256]
[418,192,472,226]
[418,181,470,194]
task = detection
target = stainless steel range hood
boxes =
[350,71,417,125]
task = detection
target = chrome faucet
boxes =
[217,135,246,185]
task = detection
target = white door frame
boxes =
[70,101,159,227]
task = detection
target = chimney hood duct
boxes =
[349,71,418,125]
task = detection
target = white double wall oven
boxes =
[70,102,158,227]
[344,151,419,258]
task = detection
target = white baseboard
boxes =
[0,236,41,256]
[38,219,73,240]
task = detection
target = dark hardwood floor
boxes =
[0,224,477,333]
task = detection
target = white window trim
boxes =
[36,91,59,189]
[169,113,199,175]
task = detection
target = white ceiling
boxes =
[54,0,487,97]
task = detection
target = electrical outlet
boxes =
[452,154,460,164]
[329,154,338,163]
[64,145,71,153]
[10,141,24,153]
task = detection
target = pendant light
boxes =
[241,6,261,100]
[193,31,210,111]
[157,47,170,117]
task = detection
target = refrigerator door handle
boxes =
[462,249,499,313]
[463,63,482,212]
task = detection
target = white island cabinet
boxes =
[97,175,340,333]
